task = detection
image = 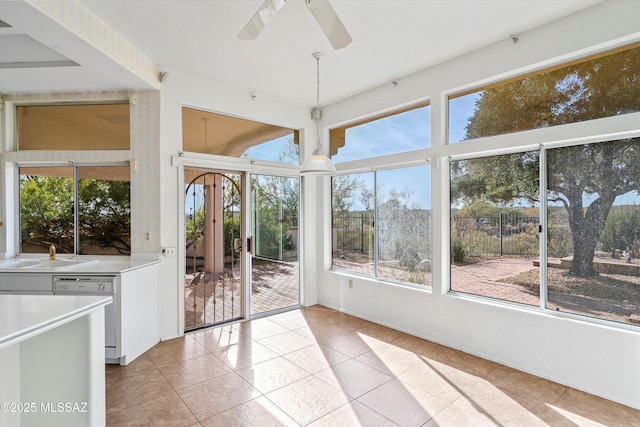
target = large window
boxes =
[449,138,640,327]
[330,104,430,162]
[544,138,640,326]
[332,165,432,287]
[450,151,540,306]
[20,165,131,255]
[449,43,640,143]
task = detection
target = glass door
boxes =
[184,169,243,331]
[250,174,300,315]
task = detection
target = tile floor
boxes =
[106,305,640,426]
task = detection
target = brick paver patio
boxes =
[185,258,299,331]
[186,256,637,331]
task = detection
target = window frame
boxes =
[16,161,132,257]
[330,162,432,289]
[445,133,640,331]
[447,42,640,144]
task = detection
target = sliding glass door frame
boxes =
[175,153,303,333]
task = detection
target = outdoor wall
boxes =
[318,0,640,410]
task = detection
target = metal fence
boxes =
[332,211,432,257]
[332,212,373,253]
[334,209,640,259]
[451,214,540,257]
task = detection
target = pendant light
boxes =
[300,52,336,175]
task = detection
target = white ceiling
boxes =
[0,0,602,108]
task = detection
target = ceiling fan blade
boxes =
[306,0,352,49]
[238,0,288,40]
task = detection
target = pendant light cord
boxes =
[314,52,322,155]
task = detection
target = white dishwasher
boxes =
[53,276,118,363]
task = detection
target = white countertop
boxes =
[0,256,159,274]
[0,294,112,349]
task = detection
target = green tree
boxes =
[20,175,74,253]
[331,174,364,212]
[78,179,131,254]
[459,45,640,277]
[548,140,640,275]
[20,174,131,254]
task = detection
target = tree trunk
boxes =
[570,229,598,276]
[566,194,615,277]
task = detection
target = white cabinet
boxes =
[115,264,160,365]
[0,274,53,294]
[0,259,160,366]
[0,295,111,427]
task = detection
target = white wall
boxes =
[317,0,640,410]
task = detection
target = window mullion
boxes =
[539,149,548,311]
[373,171,379,278]
[74,166,79,256]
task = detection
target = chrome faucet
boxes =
[49,244,56,260]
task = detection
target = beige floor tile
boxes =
[308,401,398,427]
[106,391,197,427]
[200,396,299,427]
[315,359,394,399]
[357,378,451,426]
[213,339,279,370]
[105,353,157,385]
[299,306,350,324]
[419,357,491,394]
[551,388,640,427]
[486,364,566,404]
[106,367,174,414]
[236,357,312,394]
[430,347,499,380]
[323,329,386,358]
[355,342,424,377]
[178,371,261,421]
[106,307,640,426]
[283,343,350,374]
[294,323,355,344]
[397,359,467,402]
[269,310,316,330]
[390,334,449,359]
[337,315,379,331]
[265,376,352,425]
[354,322,406,343]
[191,324,253,353]
[257,329,318,355]
[157,353,232,390]
[146,335,210,367]
[300,305,340,322]
[235,317,290,340]
[423,393,542,427]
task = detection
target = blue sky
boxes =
[332,105,431,162]
[243,134,297,164]
[448,92,481,143]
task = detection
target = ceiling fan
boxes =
[238,0,352,50]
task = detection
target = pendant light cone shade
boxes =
[301,52,335,175]
[301,152,336,174]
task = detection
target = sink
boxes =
[1,259,41,268]
[19,259,97,270]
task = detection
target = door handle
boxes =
[247,236,253,254]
